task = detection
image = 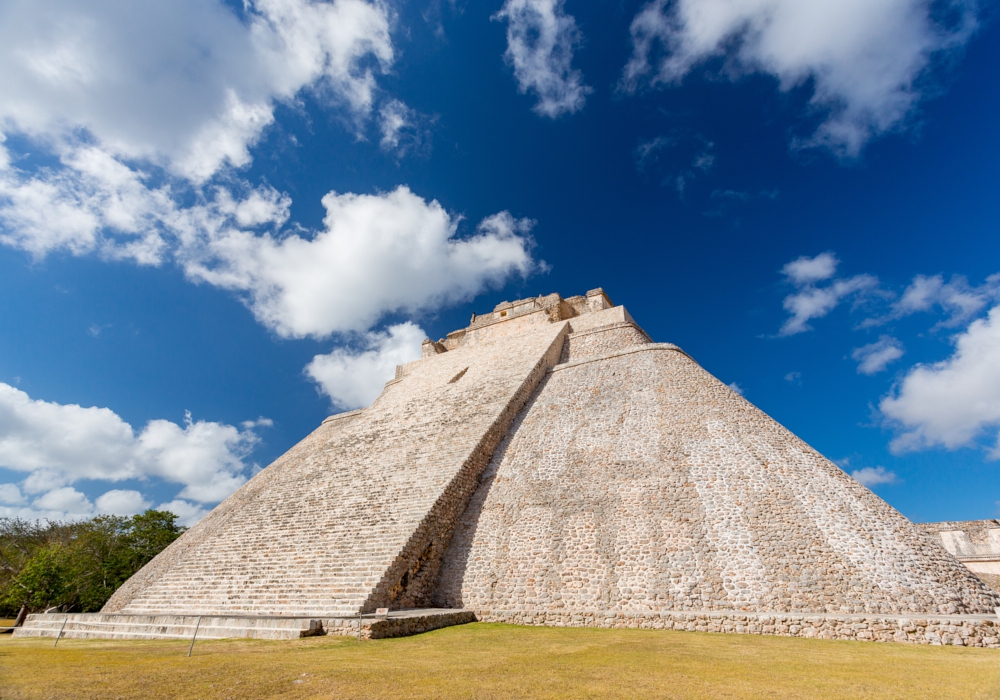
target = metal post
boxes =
[187,616,202,657]
[53,616,68,648]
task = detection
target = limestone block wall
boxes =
[436,336,1000,616]
[106,321,569,617]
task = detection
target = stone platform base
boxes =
[477,609,1000,648]
[13,609,474,642]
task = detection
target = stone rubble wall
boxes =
[476,609,1000,648]
[106,321,569,617]
[436,324,1000,617]
[324,610,476,640]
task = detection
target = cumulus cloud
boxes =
[0,382,265,503]
[0,0,393,181]
[493,0,592,118]
[0,2,542,351]
[33,486,94,516]
[881,305,1000,458]
[727,382,745,396]
[95,489,151,516]
[0,0,393,262]
[0,483,24,505]
[183,187,538,338]
[306,322,425,410]
[621,0,978,156]
[778,253,878,336]
[852,336,904,375]
[850,466,898,487]
[155,499,210,527]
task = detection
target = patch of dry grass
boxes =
[1,623,998,699]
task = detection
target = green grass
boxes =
[1,623,998,699]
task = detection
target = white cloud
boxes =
[784,371,801,383]
[95,489,151,516]
[0,483,24,505]
[881,305,1000,458]
[377,99,430,156]
[0,0,393,181]
[850,466,898,487]
[727,382,745,396]
[777,252,878,336]
[156,499,210,527]
[182,187,539,338]
[493,0,592,118]
[33,486,93,516]
[852,336,904,375]
[782,252,838,286]
[0,382,264,503]
[621,0,977,156]
[306,322,425,410]
[0,3,542,350]
[890,273,1000,329]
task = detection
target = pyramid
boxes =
[99,289,1000,643]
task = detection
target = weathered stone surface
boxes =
[436,339,998,617]
[920,520,1000,593]
[84,288,999,646]
[104,316,569,617]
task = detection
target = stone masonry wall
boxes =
[559,322,650,363]
[436,329,1000,617]
[476,609,1000,648]
[107,321,569,617]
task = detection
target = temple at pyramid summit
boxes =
[17,289,1000,645]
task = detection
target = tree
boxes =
[0,509,185,626]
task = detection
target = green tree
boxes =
[0,509,185,624]
[2,544,70,613]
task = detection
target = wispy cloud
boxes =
[493,0,592,118]
[852,336,904,375]
[378,99,434,157]
[634,132,715,193]
[777,253,879,336]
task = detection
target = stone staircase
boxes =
[104,321,570,619]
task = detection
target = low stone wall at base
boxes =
[13,609,475,642]
[325,609,476,639]
[476,609,1000,648]
[13,613,323,641]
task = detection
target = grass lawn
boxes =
[1,623,998,699]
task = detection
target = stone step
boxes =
[13,613,324,641]
[15,609,476,641]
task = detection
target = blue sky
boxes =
[0,0,998,525]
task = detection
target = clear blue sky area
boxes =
[0,0,997,524]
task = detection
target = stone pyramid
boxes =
[104,289,1000,627]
